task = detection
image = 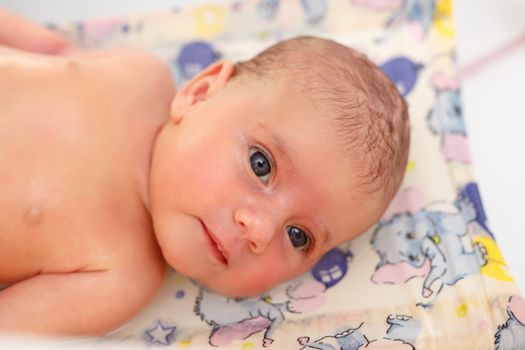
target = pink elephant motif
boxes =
[442,134,471,163]
[372,259,430,284]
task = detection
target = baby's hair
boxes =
[234,36,410,205]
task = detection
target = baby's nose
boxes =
[233,206,279,254]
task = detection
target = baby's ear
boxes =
[171,60,236,124]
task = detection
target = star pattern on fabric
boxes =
[144,320,176,346]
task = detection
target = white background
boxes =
[454,0,525,293]
[1,0,524,293]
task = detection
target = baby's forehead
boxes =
[232,66,379,188]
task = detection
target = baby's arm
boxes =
[0,9,69,54]
[0,266,164,335]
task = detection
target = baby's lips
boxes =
[212,231,230,263]
[200,219,230,264]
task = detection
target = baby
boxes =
[0,11,409,336]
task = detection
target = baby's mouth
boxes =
[199,219,228,265]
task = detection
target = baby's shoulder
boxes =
[82,48,175,100]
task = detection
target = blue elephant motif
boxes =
[296,314,421,349]
[384,314,421,346]
[427,90,465,136]
[297,324,368,350]
[371,196,488,305]
[426,88,473,162]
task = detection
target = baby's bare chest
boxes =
[0,138,116,284]
[0,121,136,283]
[0,59,161,284]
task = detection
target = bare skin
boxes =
[0,11,173,335]
[0,11,390,337]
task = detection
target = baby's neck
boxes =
[137,122,168,217]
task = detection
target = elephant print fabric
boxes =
[296,315,421,350]
[193,245,352,347]
[427,72,472,163]
[49,0,521,348]
[371,185,488,306]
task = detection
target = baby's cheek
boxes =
[153,213,199,275]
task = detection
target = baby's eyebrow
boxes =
[257,122,293,167]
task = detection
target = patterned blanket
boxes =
[48,1,524,349]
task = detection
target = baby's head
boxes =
[149,36,409,297]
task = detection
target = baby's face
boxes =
[149,67,380,297]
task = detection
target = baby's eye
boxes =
[250,148,272,183]
[287,226,310,250]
